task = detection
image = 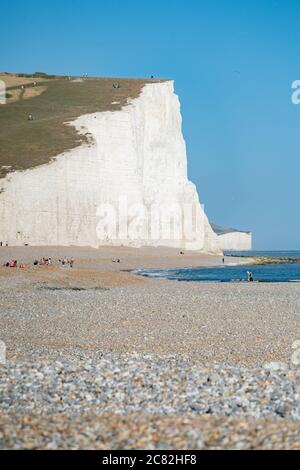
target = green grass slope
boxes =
[0,74,164,179]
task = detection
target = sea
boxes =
[136,251,300,283]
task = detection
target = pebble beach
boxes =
[0,246,300,449]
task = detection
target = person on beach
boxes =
[7,260,17,268]
[247,271,254,282]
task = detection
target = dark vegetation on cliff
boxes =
[0,73,164,179]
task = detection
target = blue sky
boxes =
[1,0,299,249]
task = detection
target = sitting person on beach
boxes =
[247,271,254,282]
[58,257,73,267]
[8,260,17,268]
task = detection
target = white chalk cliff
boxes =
[211,224,252,251]
[0,81,220,252]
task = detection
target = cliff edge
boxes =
[0,76,220,252]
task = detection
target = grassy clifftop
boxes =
[0,73,164,179]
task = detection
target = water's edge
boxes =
[135,251,300,283]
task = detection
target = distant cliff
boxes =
[0,78,220,252]
[211,224,252,251]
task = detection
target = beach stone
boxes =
[263,362,288,372]
[0,353,299,421]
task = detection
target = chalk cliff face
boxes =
[211,224,252,251]
[0,81,220,252]
[217,232,252,251]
